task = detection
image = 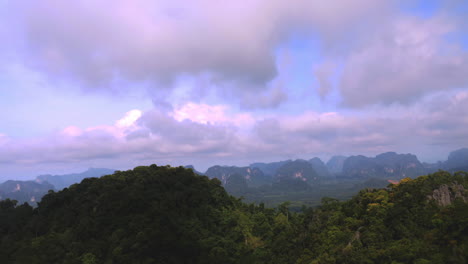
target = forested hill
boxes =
[0,165,467,263]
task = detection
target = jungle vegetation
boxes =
[0,165,467,264]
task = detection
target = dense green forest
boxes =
[0,165,467,263]
[226,177,391,210]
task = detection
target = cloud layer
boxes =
[1,89,467,179]
[0,1,467,179]
[5,0,396,107]
[339,15,468,107]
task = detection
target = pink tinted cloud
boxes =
[1,91,468,172]
[172,102,255,127]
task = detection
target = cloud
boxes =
[1,1,468,177]
[252,89,468,158]
[419,91,468,144]
[0,107,244,167]
[3,89,468,173]
[0,134,9,145]
[339,15,468,107]
[240,85,288,109]
[172,103,229,125]
[314,62,336,99]
[171,102,255,127]
[253,111,395,155]
[4,0,392,108]
[140,109,238,147]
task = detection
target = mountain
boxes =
[422,161,444,173]
[310,170,468,263]
[374,152,426,178]
[36,168,115,190]
[308,157,331,178]
[250,160,291,177]
[0,180,54,205]
[342,155,382,178]
[0,166,466,263]
[342,152,425,179]
[0,165,247,263]
[184,165,204,175]
[421,148,468,173]
[204,165,268,187]
[445,148,468,171]
[326,155,347,174]
[0,168,114,206]
[274,159,321,184]
[224,173,248,194]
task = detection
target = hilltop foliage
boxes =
[0,166,467,263]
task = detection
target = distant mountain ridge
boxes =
[0,180,54,205]
[2,148,468,206]
[206,158,332,191]
[421,148,468,173]
[199,149,468,192]
[204,165,269,187]
[36,168,115,190]
[308,157,331,178]
[326,155,347,174]
[274,159,320,183]
[445,148,468,171]
[250,160,291,177]
[0,168,115,205]
[341,152,427,179]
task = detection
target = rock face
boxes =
[274,160,320,184]
[250,160,291,177]
[204,166,267,187]
[224,174,248,194]
[444,148,468,171]
[342,152,425,179]
[429,183,468,206]
[36,168,115,190]
[374,152,426,178]
[342,155,381,178]
[421,148,468,173]
[308,157,331,178]
[0,180,55,205]
[326,156,347,174]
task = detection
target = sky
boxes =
[0,0,468,180]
